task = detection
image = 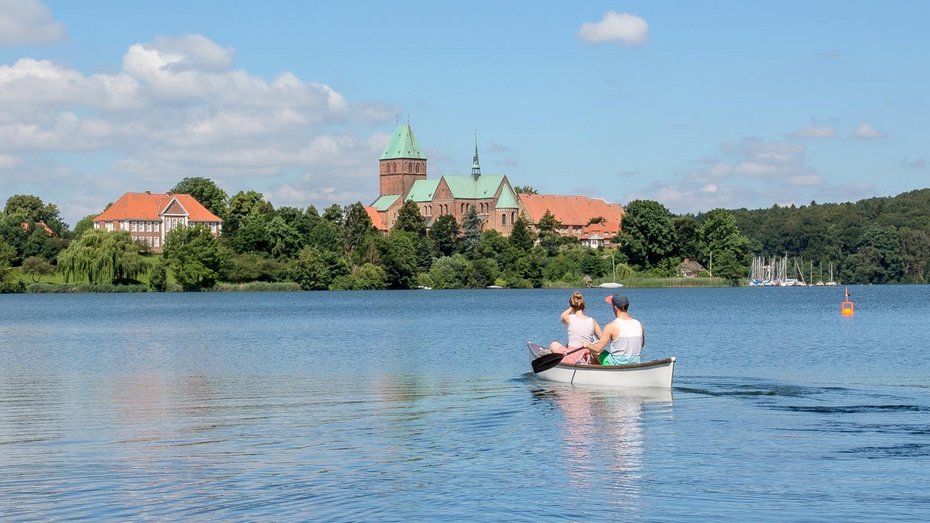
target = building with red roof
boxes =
[517,193,624,246]
[92,191,222,251]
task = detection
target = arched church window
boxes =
[502,213,507,225]
[392,162,397,174]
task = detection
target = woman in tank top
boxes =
[548,291,603,365]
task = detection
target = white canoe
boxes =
[528,342,676,388]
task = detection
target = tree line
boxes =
[1,178,927,292]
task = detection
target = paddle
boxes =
[531,346,587,374]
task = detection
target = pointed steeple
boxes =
[471,130,481,180]
[380,123,426,160]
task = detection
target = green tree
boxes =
[459,205,483,257]
[848,225,903,283]
[330,262,388,290]
[322,204,344,226]
[149,260,168,291]
[73,214,98,238]
[163,225,222,290]
[343,202,376,258]
[471,257,499,288]
[537,210,562,256]
[429,254,475,289]
[225,190,273,236]
[0,240,24,293]
[230,210,271,254]
[275,206,313,238]
[673,215,700,261]
[266,215,302,260]
[292,246,332,290]
[696,209,751,282]
[508,215,535,253]
[378,231,418,289]
[0,216,29,264]
[620,200,678,269]
[899,227,930,282]
[4,194,67,236]
[513,185,538,194]
[171,177,229,218]
[308,217,342,253]
[429,214,460,257]
[57,229,148,284]
[394,200,427,237]
[21,256,53,283]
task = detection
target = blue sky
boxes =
[0,0,927,225]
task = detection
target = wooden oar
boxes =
[531,346,587,374]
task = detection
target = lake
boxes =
[1,286,928,521]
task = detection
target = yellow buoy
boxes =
[841,287,855,316]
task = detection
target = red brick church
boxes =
[366,123,624,245]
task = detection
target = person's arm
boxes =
[585,323,615,355]
[592,320,603,341]
[559,307,573,325]
[642,325,646,347]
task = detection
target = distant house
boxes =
[92,191,222,251]
[517,193,624,247]
[678,258,706,278]
[20,220,57,237]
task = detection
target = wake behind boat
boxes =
[528,342,675,388]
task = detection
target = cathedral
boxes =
[366,123,624,247]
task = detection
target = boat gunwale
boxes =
[551,357,675,371]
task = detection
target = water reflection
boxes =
[533,385,672,506]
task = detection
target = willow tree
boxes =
[57,229,147,284]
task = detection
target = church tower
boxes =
[471,132,481,180]
[379,123,427,197]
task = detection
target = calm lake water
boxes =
[1,286,929,521]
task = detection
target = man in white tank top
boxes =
[583,294,645,365]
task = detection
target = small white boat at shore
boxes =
[527,342,675,388]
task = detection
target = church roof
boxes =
[379,123,426,160]
[371,194,400,211]
[495,188,518,209]
[406,179,440,202]
[442,174,506,199]
[519,193,624,232]
[364,206,387,231]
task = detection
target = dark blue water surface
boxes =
[1,286,929,521]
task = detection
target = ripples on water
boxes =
[1,287,929,520]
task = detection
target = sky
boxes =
[0,0,927,226]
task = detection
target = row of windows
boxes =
[383,161,422,174]
[97,219,219,235]
[128,221,160,232]
[418,204,516,226]
[132,235,161,248]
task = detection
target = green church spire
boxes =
[471,130,481,180]
[380,123,426,160]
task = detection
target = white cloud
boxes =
[626,138,837,213]
[902,157,926,169]
[0,153,19,169]
[0,33,393,224]
[788,125,836,139]
[0,0,65,46]
[852,122,883,139]
[578,11,649,45]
